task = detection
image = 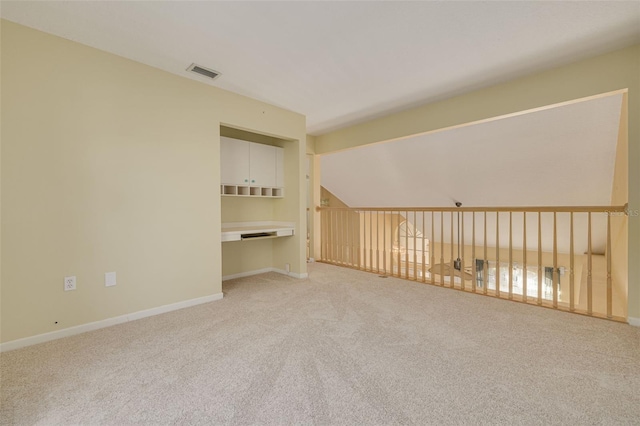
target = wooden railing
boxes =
[318,205,628,322]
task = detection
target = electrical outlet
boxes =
[64,276,76,291]
[285,263,290,273]
[105,272,117,287]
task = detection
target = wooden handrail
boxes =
[317,205,627,213]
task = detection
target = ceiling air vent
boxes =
[186,63,221,81]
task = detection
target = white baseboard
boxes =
[271,268,309,279]
[223,267,308,281]
[222,268,275,281]
[628,317,640,327]
[0,293,223,353]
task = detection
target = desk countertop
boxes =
[221,222,295,242]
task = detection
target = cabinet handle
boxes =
[251,180,255,183]
[244,179,248,182]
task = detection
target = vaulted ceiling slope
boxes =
[321,94,623,209]
[2,2,638,135]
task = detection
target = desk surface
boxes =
[221,222,295,242]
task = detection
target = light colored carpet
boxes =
[1,262,639,425]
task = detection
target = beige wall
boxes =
[1,21,306,343]
[316,44,640,320]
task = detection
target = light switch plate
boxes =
[105,272,117,287]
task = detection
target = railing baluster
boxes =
[320,210,325,261]
[348,211,352,265]
[352,212,361,269]
[509,211,513,300]
[496,212,500,298]
[358,211,361,268]
[450,211,455,288]
[398,212,402,277]
[570,212,575,312]
[340,210,345,265]
[537,212,542,305]
[523,212,527,303]
[333,210,338,265]
[369,211,373,271]
[328,210,333,264]
[390,212,395,275]
[348,210,352,265]
[335,210,340,264]
[376,212,380,273]
[413,211,417,280]
[431,211,435,285]
[405,210,409,279]
[440,212,444,287]
[588,212,593,315]
[461,211,465,291]
[472,212,476,293]
[606,213,612,318]
[483,212,488,295]
[553,212,558,309]
[378,211,387,275]
[412,211,416,280]
[422,211,426,283]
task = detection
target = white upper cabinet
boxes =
[249,141,277,187]
[221,137,250,185]
[220,136,285,197]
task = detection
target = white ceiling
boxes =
[2,1,639,135]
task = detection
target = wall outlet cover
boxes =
[64,276,76,291]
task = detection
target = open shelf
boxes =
[220,185,284,198]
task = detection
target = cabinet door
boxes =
[249,142,276,187]
[221,137,250,185]
[275,146,284,188]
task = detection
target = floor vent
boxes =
[186,63,221,80]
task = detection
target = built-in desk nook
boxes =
[219,126,305,281]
